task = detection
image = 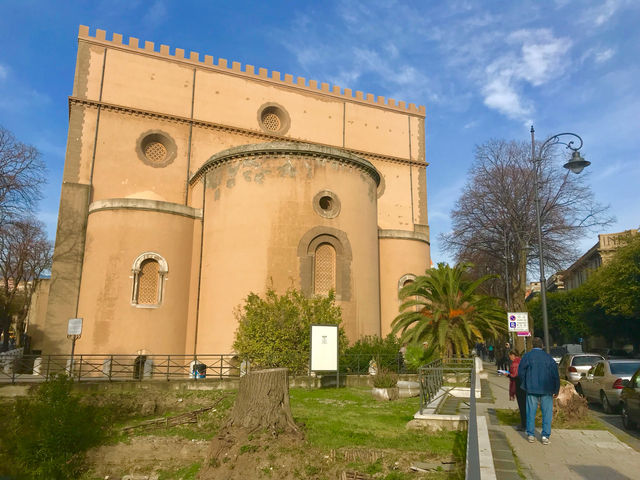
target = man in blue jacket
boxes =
[518,337,560,445]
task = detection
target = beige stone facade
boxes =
[33,26,430,355]
[563,229,638,291]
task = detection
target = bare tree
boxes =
[441,139,612,311]
[0,219,53,350]
[0,125,46,227]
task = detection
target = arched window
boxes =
[131,252,168,307]
[298,227,352,301]
[314,243,336,295]
[398,274,417,294]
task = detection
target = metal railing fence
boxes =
[0,354,241,384]
[465,363,480,479]
[339,353,414,374]
[417,357,474,414]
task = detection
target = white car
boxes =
[577,359,640,413]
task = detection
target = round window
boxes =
[136,131,177,168]
[313,191,340,219]
[257,103,290,135]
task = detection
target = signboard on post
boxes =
[310,324,338,372]
[67,318,83,337]
[507,312,529,336]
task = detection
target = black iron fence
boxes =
[1,351,421,384]
[0,354,241,383]
[417,357,474,414]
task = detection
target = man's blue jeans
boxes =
[526,393,553,438]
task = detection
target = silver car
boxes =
[577,359,640,413]
[558,353,604,384]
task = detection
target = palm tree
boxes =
[391,262,507,358]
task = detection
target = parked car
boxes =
[576,359,640,413]
[558,353,604,384]
[620,366,640,430]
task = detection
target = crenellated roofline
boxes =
[78,25,426,118]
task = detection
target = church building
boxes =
[32,26,430,356]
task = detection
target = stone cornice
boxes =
[378,228,430,244]
[89,198,202,219]
[190,142,381,186]
[69,97,428,168]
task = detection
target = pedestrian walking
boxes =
[518,337,560,445]
[502,350,526,431]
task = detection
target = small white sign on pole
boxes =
[67,318,83,336]
[310,324,338,372]
[507,312,529,335]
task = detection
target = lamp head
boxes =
[563,150,591,174]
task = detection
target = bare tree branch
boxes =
[441,139,614,311]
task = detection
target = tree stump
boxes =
[226,367,298,433]
[553,382,589,423]
[204,368,302,474]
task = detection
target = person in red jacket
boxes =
[502,350,526,431]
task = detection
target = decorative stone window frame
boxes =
[298,227,352,301]
[398,273,417,293]
[135,130,178,168]
[313,190,341,219]
[130,252,168,308]
[257,102,291,136]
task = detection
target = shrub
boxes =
[342,334,403,373]
[403,342,438,370]
[233,288,346,375]
[372,369,398,388]
[0,374,109,479]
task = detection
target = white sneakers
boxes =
[527,435,550,444]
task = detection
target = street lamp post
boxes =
[530,126,590,353]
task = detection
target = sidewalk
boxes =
[479,362,640,480]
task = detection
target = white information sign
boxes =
[507,312,529,334]
[310,325,338,372]
[67,318,83,336]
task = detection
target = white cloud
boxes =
[0,63,8,80]
[142,0,168,29]
[479,29,570,122]
[580,47,616,65]
[583,0,625,26]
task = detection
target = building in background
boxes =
[564,229,638,291]
[29,26,431,355]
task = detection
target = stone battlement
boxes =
[78,25,426,117]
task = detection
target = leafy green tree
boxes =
[233,288,345,375]
[0,374,108,479]
[527,287,595,344]
[588,234,640,319]
[391,263,507,357]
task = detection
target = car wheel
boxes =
[601,391,613,414]
[575,383,584,397]
[621,403,636,430]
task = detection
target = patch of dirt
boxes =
[198,430,456,480]
[86,435,208,478]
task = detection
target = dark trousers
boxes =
[515,377,526,428]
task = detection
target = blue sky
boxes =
[0,0,638,266]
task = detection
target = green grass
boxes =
[290,387,463,454]
[157,462,201,479]
[495,408,602,430]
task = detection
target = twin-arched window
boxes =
[131,252,168,307]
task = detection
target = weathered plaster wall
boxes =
[74,206,197,355]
